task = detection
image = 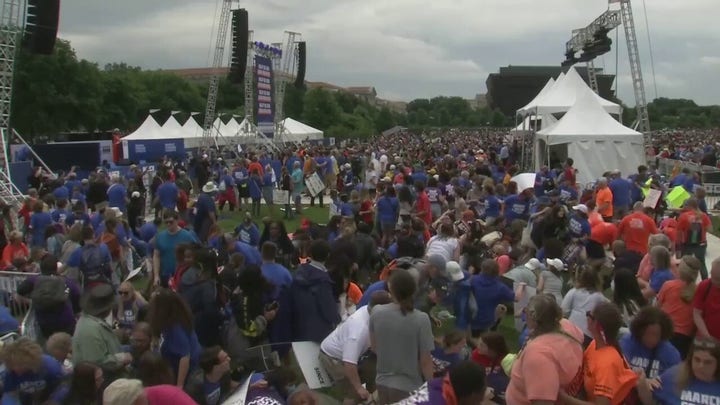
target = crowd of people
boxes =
[0,128,719,405]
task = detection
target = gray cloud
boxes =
[58,0,720,105]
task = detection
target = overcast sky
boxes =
[58,0,720,105]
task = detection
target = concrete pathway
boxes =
[706,233,720,272]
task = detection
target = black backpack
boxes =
[79,244,112,286]
[31,275,68,311]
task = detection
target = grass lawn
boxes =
[216,205,330,233]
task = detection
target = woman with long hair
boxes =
[506,294,585,405]
[425,222,460,262]
[370,269,434,404]
[62,362,105,405]
[259,220,295,268]
[146,288,201,388]
[612,268,648,326]
[657,255,702,358]
[177,247,223,347]
[639,338,720,404]
[560,302,638,405]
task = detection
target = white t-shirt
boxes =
[320,306,370,364]
[425,236,459,262]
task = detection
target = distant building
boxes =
[345,87,377,104]
[485,65,615,116]
[162,67,229,84]
[467,94,487,110]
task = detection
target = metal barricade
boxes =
[652,157,720,210]
[0,271,30,317]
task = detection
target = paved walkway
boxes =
[706,233,720,271]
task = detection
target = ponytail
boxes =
[398,297,414,315]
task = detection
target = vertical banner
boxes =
[255,55,275,138]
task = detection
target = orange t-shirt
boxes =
[588,211,604,227]
[657,279,695,337]
[347,282,363,305]
[506,319,585,404]
[618,212,659,255]
[590,222,618,246]
[583,341,638,405]
[1,243,29,267]
[596,188,613,218]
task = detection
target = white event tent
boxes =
[518,67,622,116]
[512,114,558,132]
[535,90,644,185]
[122,115,163,140]
[279,118,323,142]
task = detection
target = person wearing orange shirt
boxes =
[676,198,712,280]
[560,302,638,405]
[1,231,29,269]
[618,202,659,257]
[657,256,702,358]
[595,179,614,222]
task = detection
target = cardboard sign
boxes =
[305,173,326,197]
[272,189,289,205]
[291,341,335,389]
[643,188,662,208]
[666,186,690,209]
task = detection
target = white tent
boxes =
[122,116,162,140]
[535,90,643,185]
[181,117,205,148]
[518,77,555,114]
[519,67,622,116]
[221,118,242,138]
[156,116,185,139]
[280,118,323,142]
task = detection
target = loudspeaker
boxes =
[294,41,306,88]
[228,9,249,84]
[24,0,60,55]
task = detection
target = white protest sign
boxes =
[272,189,289,205]
[291,341,335,389]
[305,173,326,197]
[643,188,662,208]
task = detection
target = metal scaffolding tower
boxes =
[201,0,234,149]
[274,31,301,143]
[618,0,651,135]
[0,0,25,205]
[244,30,254,124]
[586,60,599,94]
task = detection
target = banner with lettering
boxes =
[255,55,275,138]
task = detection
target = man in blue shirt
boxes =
[153,210,198,287]
[194,182,218,243]
[106,175,128,214]
[503,189,532,223]
[155,173,179,211]
[534,166,555,197]
[609,170,632,219]
[260,241,292,290]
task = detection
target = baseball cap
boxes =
[572,204,588,214]
[446,261,464,282]
[524,258,541,271]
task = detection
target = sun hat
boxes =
[202,181,218,193]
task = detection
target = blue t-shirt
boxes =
[203,380,222,405]
[235,223,260,247]
[358,281,388,308]
[261,262,293,290]
[107,183,128,212]
[470,274,515,330]
[3,354,64,404]
[620,335,681,378]
[52,186,69,201]
[0,304,19,333]
[653,364,720,404]
[231,241,262,267]
[66,243,113,268]
[650,268,675,293]
[157,182,179,209]
[160,324,201,378]
[30,212,53,247]
[194,193,216,230]
[559,186,579,202]
[50,209,68,225]
[139,222,158,243]
[503,195,530,223]
[431,344,461,376]
[376,196,399,224]
[568,215,591,239]
[484,195,501,219]
[155,229,199,277]
[608,178,632,207]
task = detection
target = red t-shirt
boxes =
[677,210,711,245]
[693,279,720,340]
[564,167,576,186]
[416,191,432,225]
[360,200,373,224]
[617,212,658,255]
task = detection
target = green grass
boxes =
[216,205,330,233]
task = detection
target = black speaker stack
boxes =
[24,0,60,55]
[229,8,249,84]
[294,41,306,88]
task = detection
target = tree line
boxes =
[9,39,718,140]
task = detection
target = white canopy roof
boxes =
[122,116,162,140]
[520,67,621,116]
[535,90,643,184]
[518,78,555,114]
[221,118,242,138]
[280,117,323,141]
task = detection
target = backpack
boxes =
[31,275,68,311]
[686,216,703,245]
[79,244,112,286]
[379,257,425,281]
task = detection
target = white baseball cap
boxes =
[572,204,588,214]
[446,261,464,282]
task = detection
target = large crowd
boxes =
[0,128,718,405]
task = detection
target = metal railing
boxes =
[651,156,720,210]
[0,271,36,339]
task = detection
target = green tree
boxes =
[302,88,342,130]
[375,107,396,132]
